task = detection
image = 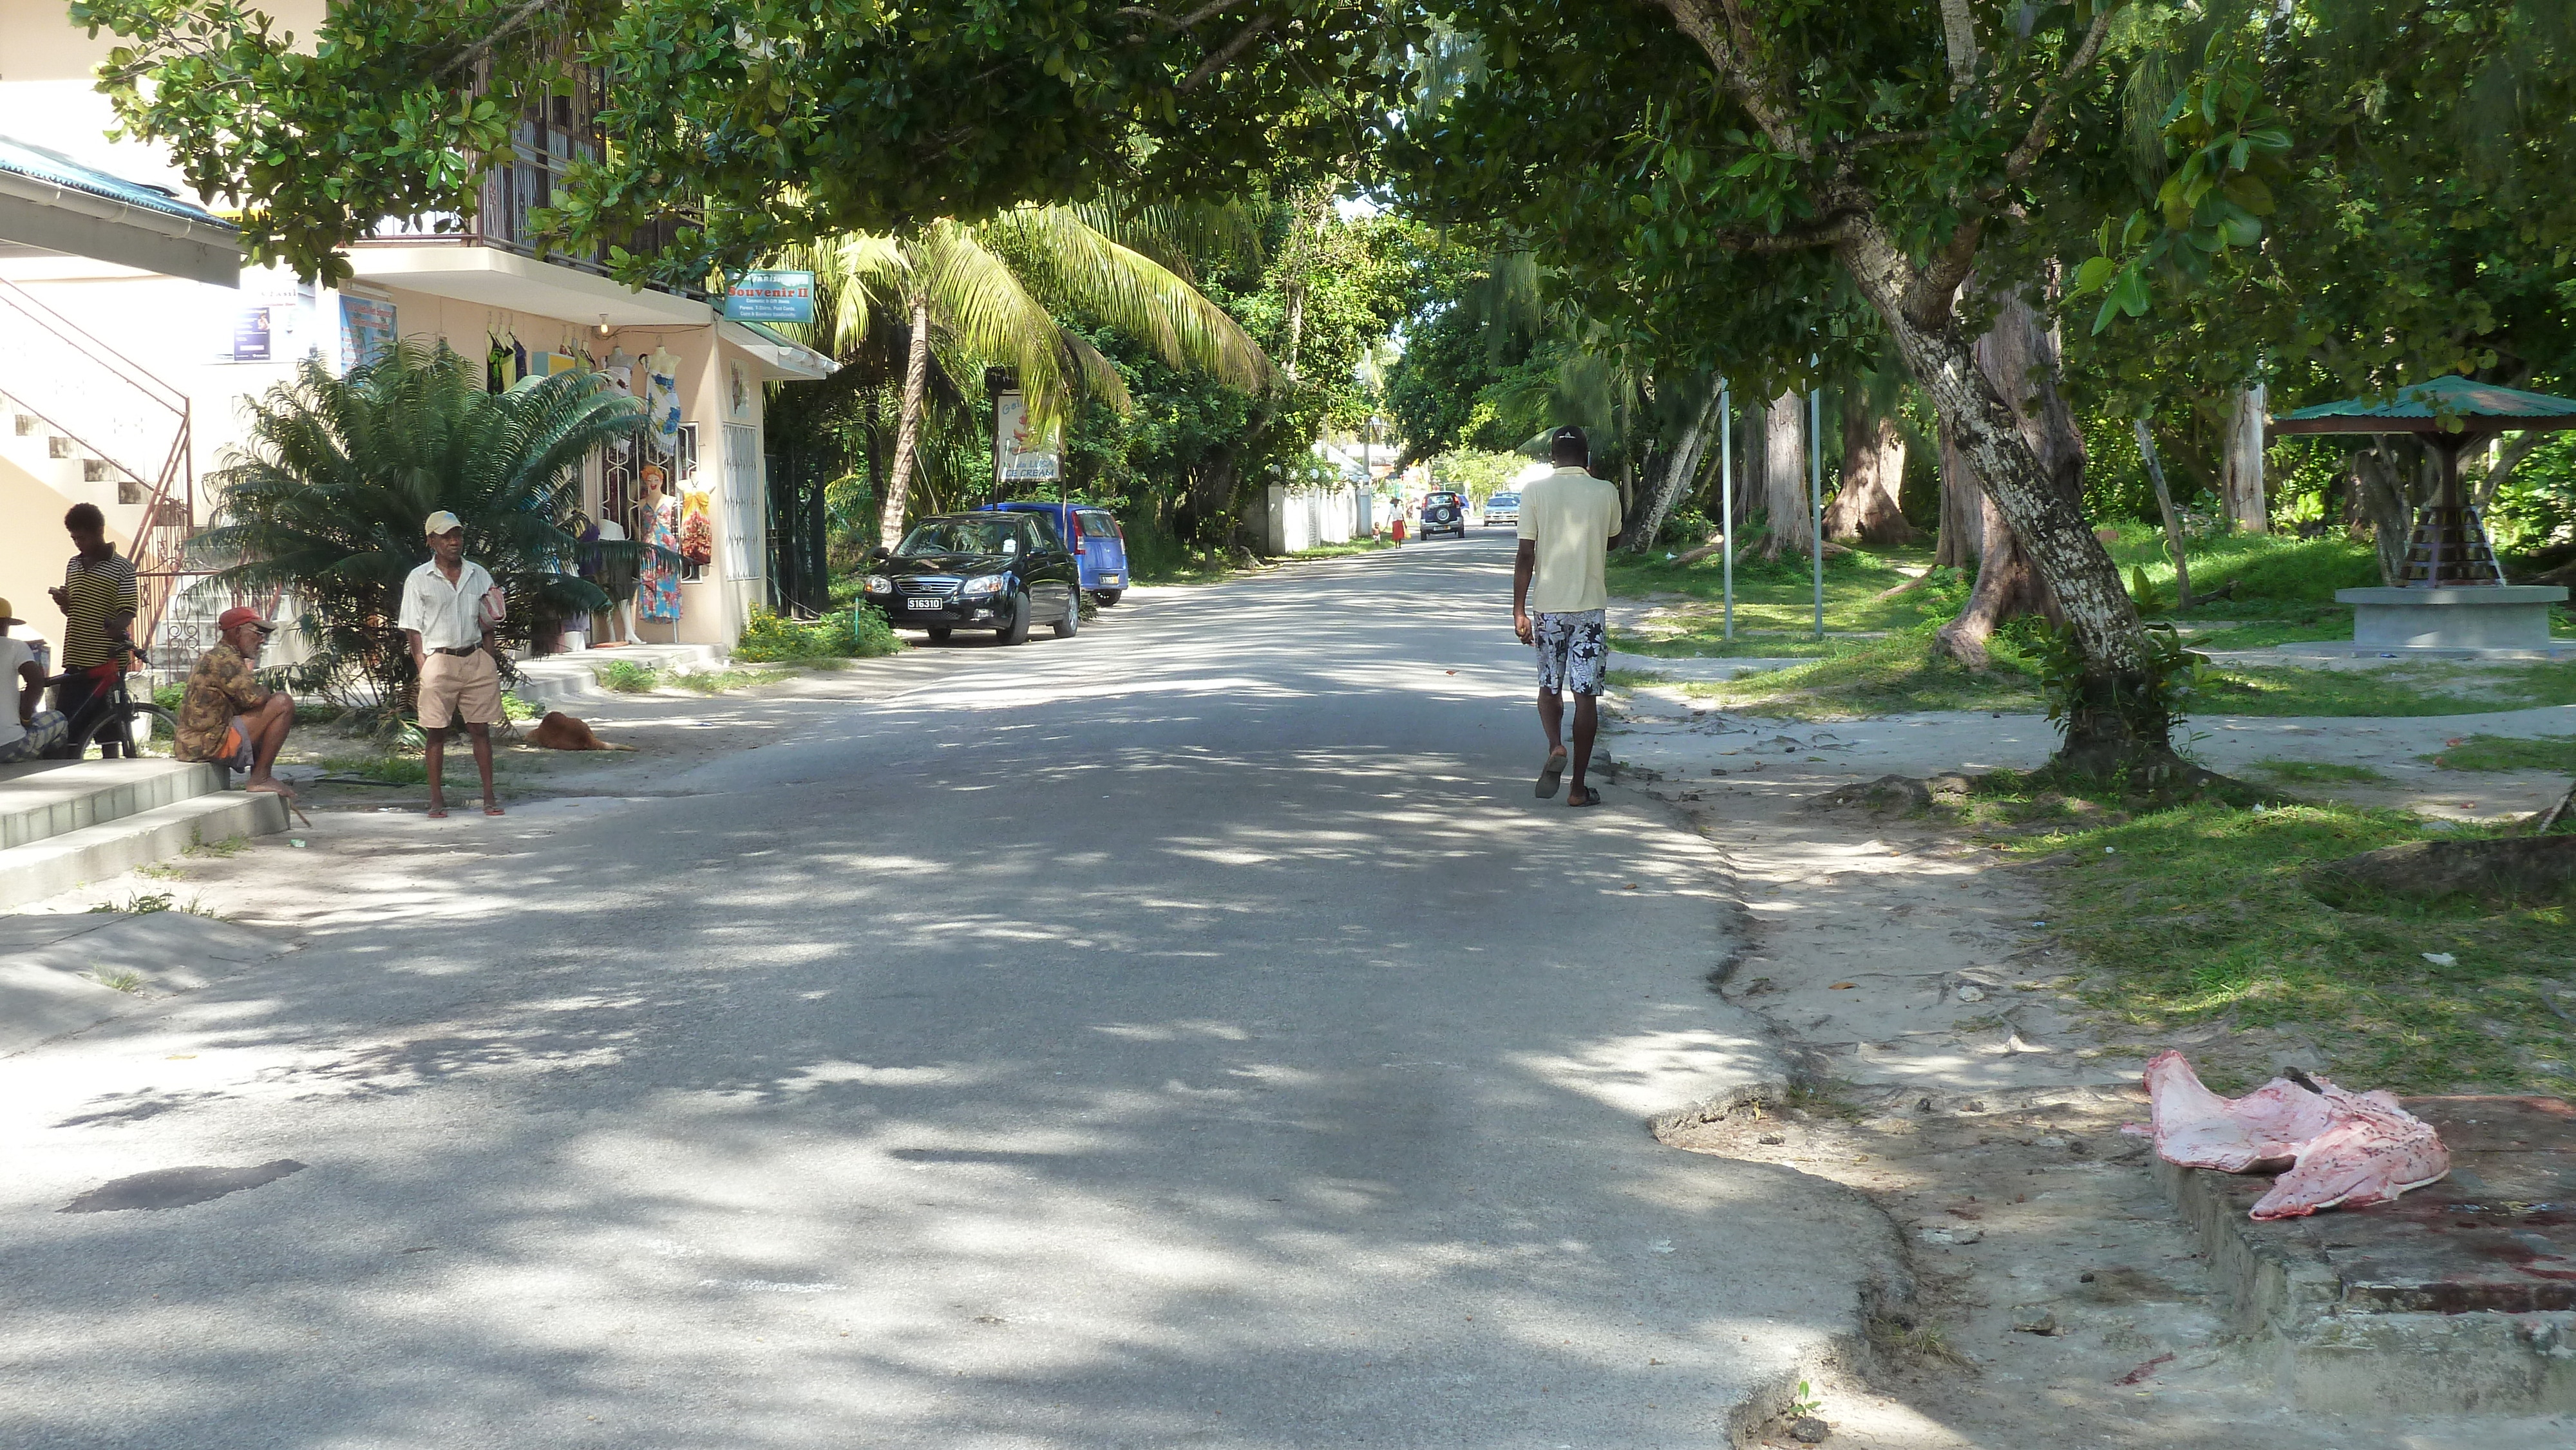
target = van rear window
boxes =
[1077,511,1119,537]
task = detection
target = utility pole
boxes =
[1808,375,1824,639]
[1719,379,1734,641]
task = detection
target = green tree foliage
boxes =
[194,344,648,710]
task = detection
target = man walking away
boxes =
[399,512,507,818]
[1513,426,1622,808]
[49,504,137,757]
[176,607,297,795]
[0,598,68,764]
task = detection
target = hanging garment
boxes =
[511,337,529,386]
[487,335,512,394]
[645,347,683,440]
[604,346,636,399]
[636,494,684,621]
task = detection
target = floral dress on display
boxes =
[638,492,684,621]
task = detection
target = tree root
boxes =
[2309,834,2576,909]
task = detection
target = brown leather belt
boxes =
[431,645,483,657]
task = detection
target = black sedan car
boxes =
[862,513,1083,645]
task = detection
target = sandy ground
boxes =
[1596,683,2576,1447]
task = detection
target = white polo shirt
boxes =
[398,556,498,651]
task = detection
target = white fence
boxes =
[1263,484,1371,554]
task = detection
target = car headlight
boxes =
[961,574,1008,597]
[864,574,893,594]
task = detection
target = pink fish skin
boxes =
[2129,1050,2340,1172]
[2249,1081,2450,1220]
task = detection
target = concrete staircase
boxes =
[0,759,287,910]
[513,642,732,708]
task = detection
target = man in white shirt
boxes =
[0,598,66,764]
[398,511,507,818]
[1512,426,1624,808]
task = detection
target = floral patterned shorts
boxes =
[1533,608,1608,696]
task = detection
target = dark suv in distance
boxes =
[1419,490,1468,539]
[862,513,1083,645]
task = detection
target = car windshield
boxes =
[898,519,1021,556]
[1491,493,1518,505]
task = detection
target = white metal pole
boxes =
[1809,379,1824,639]
[1719,381,1734,641]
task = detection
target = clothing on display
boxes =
[645,347,683,439]
[603,346,636,399]
[637,489,684,621]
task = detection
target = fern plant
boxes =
[189,343,650,715]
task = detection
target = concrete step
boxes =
[512,643,731,708]
[0,759,225,849]
[0,790,287,911]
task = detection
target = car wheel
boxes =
[1092,589,1122,606]
[925,625,952,641]
[997,594,1032,646]
[1052,591,1079,639]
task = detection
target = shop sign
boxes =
[994,390,1059,482]
[337,292,395,371]
[724,270,815,323]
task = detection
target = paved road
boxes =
[1,535,1887,1449]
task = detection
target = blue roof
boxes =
[0,133,231,231]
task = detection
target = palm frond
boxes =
[987,203,1273,394]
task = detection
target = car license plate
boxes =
[905,597,945,610]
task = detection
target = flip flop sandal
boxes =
[1536,750,1567,799]
[1567,786,1603,808]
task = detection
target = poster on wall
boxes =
[994,390,1060,483]
[215,271,321,364]
[338,293,396,371]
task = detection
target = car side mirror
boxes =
[867,545,890,562]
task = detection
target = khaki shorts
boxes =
[419,649,502,729]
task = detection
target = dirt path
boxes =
[1605,699,2576,1448]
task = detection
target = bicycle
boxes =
[39,637,177,760]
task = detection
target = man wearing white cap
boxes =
[399,511,507,818]
[0,598,67,764]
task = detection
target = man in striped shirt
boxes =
[48,504,137,757]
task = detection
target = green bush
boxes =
[732,605,904,662]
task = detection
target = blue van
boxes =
[983,501,1130,603]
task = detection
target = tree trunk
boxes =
[1759,390,1808,560]
[1823,401,1914,545]
[878,297,934,550]
[1838,217,2166,776]
[2473,429,2545,514]
[2222,384,2268,533]
[2134,419,2192,608]
[2353,440,2412,586]
[1933,421,1980,569]
[1624,377,1726,551]
[1931,284,2078,666]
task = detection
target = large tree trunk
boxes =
[1931,284,2079,666]
[2222,384,2268,532]
[1759,390,1809,560]
[1823,401,1914,545]
[1623,377,1727,551]
[878,297,934,550]
[1933,422,1980,569]
[1838,217,2168,777]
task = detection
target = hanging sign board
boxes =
[995,390,1061,482]
[723,269,815,323]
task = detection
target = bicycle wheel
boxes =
[84,703,178,759]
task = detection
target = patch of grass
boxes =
[500,692,540,722]
[1604,667,1671,690]
[2013,797,2572,1097]
[667,666,784,695]
[184,834,249,858]
[90,891,173,914]
[1678,625,2043,719]
[2177,614,2354,650]
[592,660,661,693]
[1607,545,1947,635]
[319,754,432,786]
[733,605,904,662]
[135,862,183,880]
[1291,538,1398,560]
[2253,758,2389,784]
[1609,628,1863,660]
[2425,733,2576,773]
[89,968,145,993]
[2199,658,2576,717]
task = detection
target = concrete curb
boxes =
[0,790,286,912]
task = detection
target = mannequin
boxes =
[592,514,636,644]
[634,466,685,636]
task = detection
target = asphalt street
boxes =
[1,532,1888,1449]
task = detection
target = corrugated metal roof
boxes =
[2275,374,2576,429]
[0,133,231,231]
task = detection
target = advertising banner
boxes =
[723,270,816,324]
[994,391,1060,483]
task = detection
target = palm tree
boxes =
[784,204,1274,547]
[191,343,648,712]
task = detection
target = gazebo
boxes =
[2269,376,2573,652]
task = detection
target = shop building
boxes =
[0,0,833,672]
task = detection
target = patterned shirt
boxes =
[61,549,138,668]
[175,642,270,762]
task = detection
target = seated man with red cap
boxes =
[175,605,296,796]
